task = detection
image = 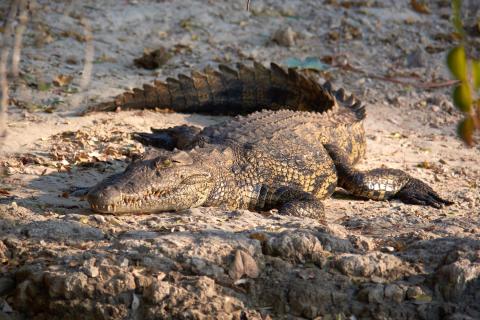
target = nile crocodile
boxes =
[85,62,452,218]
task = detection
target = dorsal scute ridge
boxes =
[84,62,364,120]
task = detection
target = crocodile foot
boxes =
[394,178,454,209]
[133,125,201,150]
[279,200,325,220]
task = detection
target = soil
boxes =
[0,0,479,319]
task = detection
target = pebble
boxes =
[84,265,99,278]
[131,293,140,311]
[406,48,426,68]
[120,258,129,268]
[2,300,13,313]
[92,214,106,223]
[229,250,259,280]
[272,26,296,47]
[406,286,424,300]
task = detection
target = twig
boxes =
[70,16,94,110]
[246,0,250,11]
[11,0,29,78]
[342,62,460,89]
[79,17,93,89]
[325,54,460,90]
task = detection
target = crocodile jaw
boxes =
[86,157,213,214]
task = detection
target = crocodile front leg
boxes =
[259,186,325,220]
[324,144,453,208]
[133,125,202,150]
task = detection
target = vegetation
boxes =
[447,0,480,145]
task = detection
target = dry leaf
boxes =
[134,47,171,70]
[79,216,90,224]
[248,232,268,242]
[417,161,431,169]
[410,0,430,14]
[53,74,73,87]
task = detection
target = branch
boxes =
[0,0,21,147]
[11,0,29,78]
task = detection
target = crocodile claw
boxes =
[395,178,453,209]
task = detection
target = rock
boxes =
[82,258,99,278]
[91,214,106,224]
[131,293,140,311]
[133,271,155,292]
[0,241,9,261]
[334,252,406,279]
[287,272,348,318]
[406,286,424,300]
[272,26,296,47]
[435,258,480,302]
[406,48,426,68]
[1,300,13,313]
[349,234,375,251]
[101,273,136,296]
[381,246,395,253]
[191,257,207,271]
[84,265,99,278]
[44,271,92,300]
[21,220,104,241]
[264,231,324,263]
[133,47,171,70]
[384,284,406,303]
[368,284,385,303]
[229,250,259,280]
[120,258,129,268]
[0,278,15,296]
[143,280,172,303]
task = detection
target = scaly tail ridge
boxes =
[84,62,338,115]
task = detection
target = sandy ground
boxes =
[0,1,479,319]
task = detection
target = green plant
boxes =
[446,0,480,145]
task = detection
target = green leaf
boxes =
[453,83,472,112]
[457,116,475,146]
[414,294,433,303]
[37,81,52,92]
[447,46,467,81]
[452,0,464,36]
[472,60,480,89]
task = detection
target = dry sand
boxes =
[0,1,479,319]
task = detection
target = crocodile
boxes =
[85,62,452,217]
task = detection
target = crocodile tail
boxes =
[322,81,366,122]
[84,62,337,115]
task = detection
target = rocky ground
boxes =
[0,0,479,319]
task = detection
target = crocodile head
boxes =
[87,150,214,214]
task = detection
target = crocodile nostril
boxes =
[87,186,121,208]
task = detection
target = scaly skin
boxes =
[84,62,337,115]
[85,67,452,217]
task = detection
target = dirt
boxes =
[0,1,479,319]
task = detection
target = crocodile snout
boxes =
[87,186,122,213]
